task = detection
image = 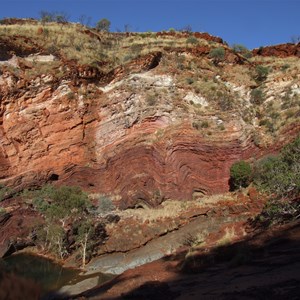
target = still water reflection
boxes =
[1,253,80,295]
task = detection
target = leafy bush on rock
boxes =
[230,160,252,190]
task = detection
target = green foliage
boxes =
[230,160,252,190]
[131,43,143,55]
[32,198,49,213]
[250,88,264,105]
[40,11,54,23]
[92,195,115,216]
[32,185,90,220]
[186,77,194,85]
[186,36,198,45]
[39,11,69,23]
[232,44,252,58]
[255,199,300,227]
[34,223,67,258]
[209,47,225,64]
[31,185,93,259]
[281,64,290,72]
[96,18,111,32]
[201,121,209,128]
[253,136,300,197]
[255,65,269,82]
[0,184,11,201]
[232,44,248,53]
[216,93,234,111]
[146,93,157,106]
[75,219,95,268]
[192,120,210,130]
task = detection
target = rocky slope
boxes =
[0,21,299,209]
[75,220,300,300]
[0,19,300,299]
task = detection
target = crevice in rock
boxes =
[147,52,162,70]
[49,173,59,181]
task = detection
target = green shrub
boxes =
[253,136,300,197]
[192,122,200,130]
[0,185,11,201]
[131,43,143,54]
[255,65,269,82]
[32,198,49,213]
[32,185,90,219]
[186,77,194,85]
[232,44,252,58]
[99,196,115,213]
[281,64,290,72]
[251,136,300,226]
[95,18,111,32]
[250,88,264,105]
[192,121,210,130]
[230,160,252,190]
[232,44,248,53]
[218,124,225,131]
[201,121,209,128]
[146,93,156,106]
[209,47,225,64]
[186,36,198,45]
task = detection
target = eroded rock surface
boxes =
[253,43,300,57]
[0,26,299,208]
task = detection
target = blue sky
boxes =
[1,0,299,49]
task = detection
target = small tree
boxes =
[79,14,91,27]
[32,185,91,259]
[75,220,94,268]
[230,160,252,190]
[40,11,54,23]
[54,13,69,23]
[96,18,111,32]
[232,44,252,58]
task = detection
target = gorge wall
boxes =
[1,26,299,208]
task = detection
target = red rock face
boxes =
[155,31,224,44]
[0,36,299,208]
[49,117,259,208]
[0,90,231,207]
[252,43,300,58]
[0,75,299,208]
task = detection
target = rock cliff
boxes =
[0,21,299,208]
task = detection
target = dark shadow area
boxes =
[146,51,162,70]
[0,271,42,300]
[61,274,142,300]
[228,177,235,192]
[48,173,59,181]
[70,220,300,299]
